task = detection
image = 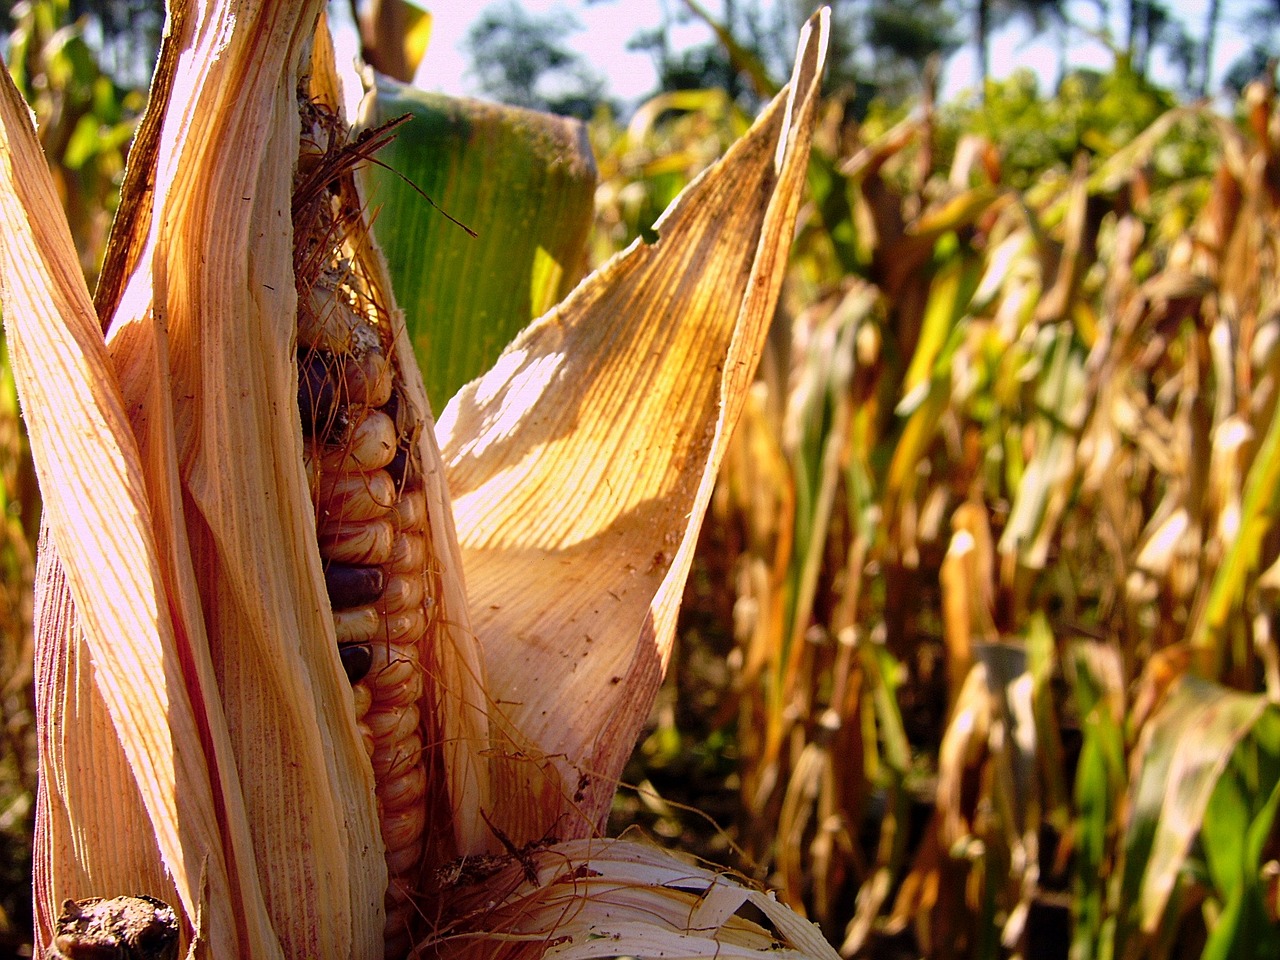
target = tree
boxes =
[1223,1,1280,95]
[626,0,793,109]
[973,0,1068,90]
[626,0,949,113]
[1127,0,1169,77]
[628,23,742,100]
[1122,0,1197,94]
[1198,0,1222,96]
[463,1,607,119]
[865,0,959,100]
[1223,44,1275,95]
[2,0,164,86]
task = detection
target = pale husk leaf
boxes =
[100,5,386,954]
[424,838,840,960]
[0,36,257,957]
[5,3,396,956]
[437,13,827,849]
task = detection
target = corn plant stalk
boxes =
[1,2,830,957]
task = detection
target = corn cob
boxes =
[293,97,429,958]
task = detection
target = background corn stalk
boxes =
[595,40,1280,960]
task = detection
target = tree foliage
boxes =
[463,0,607,119]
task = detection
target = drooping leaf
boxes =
[1198,708,1280,960]
[1118,675,1276,956]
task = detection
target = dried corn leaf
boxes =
[1068,641,1127,960]
[1118,675,1275,952]
[0,36,269,957]
[428,838,840,960]
[438,13,828,846]
[1194,364,1280,664]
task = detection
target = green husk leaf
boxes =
[359,82,597,411]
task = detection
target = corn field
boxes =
[595,40,1280,960]
[1,3,1279,960]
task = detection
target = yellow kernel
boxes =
[352,681,373,719]
[376,762,426,811]
[333,606,380,644]
[372,730,422,779]
[319,516,396,565]
[387,533,426,574]
[314,409,398,472]
[379,807,426,852]
[365,703,420,744]
[369,669,422,708]
[390,487,426,531]
[384,845,420,880]
[380,572,425,617]
[346,349,394,409]
[316,469,396,523]
[381,609,426,644]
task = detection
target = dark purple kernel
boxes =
[382,388,401,432]
[324,563,386,609]
[338,642,373,684]
[386,446,409,489]
[298,351,347,439]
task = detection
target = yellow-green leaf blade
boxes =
[360,83,597,412]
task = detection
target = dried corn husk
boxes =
[422,838,840,960]
[0,2,830,958]
[438,11,827,848]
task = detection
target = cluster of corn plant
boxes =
[594,50,1280,960]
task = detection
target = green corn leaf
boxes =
[897,242,981,415]
[909,185,1002,240]
[998,325,1086,570]
[1199,708,1280,960]
[359,78,597,411]
[1068,642,1126,960]
[1026,614,1068,824]
[1192,367,1280,667]
[1117,676,1276,957]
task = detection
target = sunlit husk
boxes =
[2,2,834,957]
[420,839,840,960]
[437,12,828,849]
[2,3,403,955]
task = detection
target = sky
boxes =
[386,0,1258,111]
